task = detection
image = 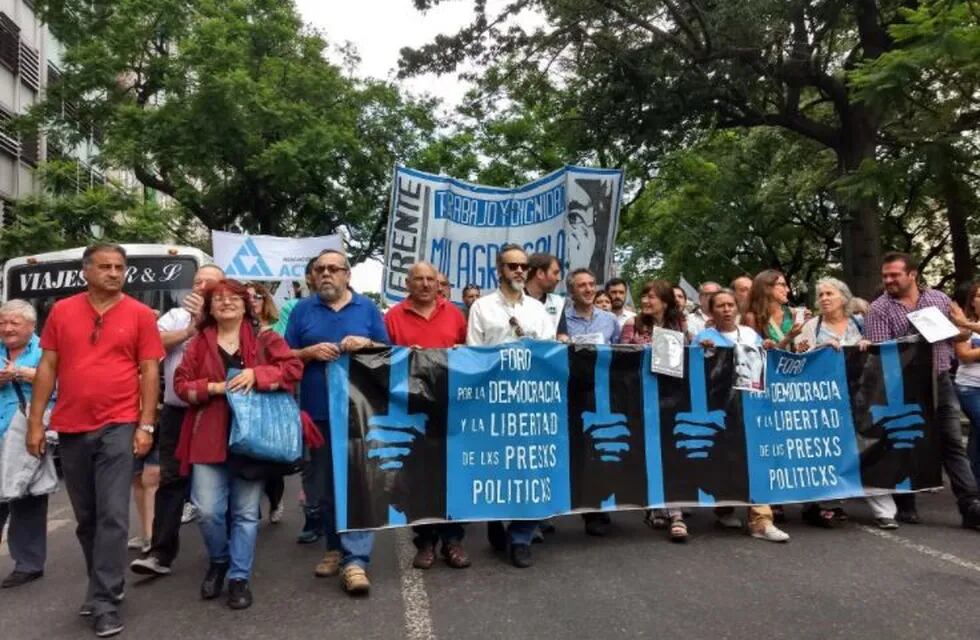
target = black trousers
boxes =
[148,404,188,566]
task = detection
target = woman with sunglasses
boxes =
[247,282,287,525]
[174,279,302,610]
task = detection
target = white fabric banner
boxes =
[383,165,624,305]
[211,231,342,282]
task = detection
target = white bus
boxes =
[2,244,212,330]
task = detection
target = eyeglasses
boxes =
[91,315,103,345]
[508,316,525,337]
[252,294,265,301]
[314,265,349,275]
[774,281,789,289]
[505,263,528,272]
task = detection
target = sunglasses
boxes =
[252,294,265,301]
[505,262,528,272]
[508,316,525,337]
[314,265,349,275]
[91,315,103,345]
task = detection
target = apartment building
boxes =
[0,0,107,227]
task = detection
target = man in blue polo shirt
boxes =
[285,249,388,596]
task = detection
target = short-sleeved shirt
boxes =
[565,305,621,344]
[157,307,193,407]
[41,293,165,433]
[466,290,556,346]
[865,289,954,373]
[694,326,763,348]
[527,290,568,336]
[285,291,389,420]
[613,309,636,330]
[385,297,467,348]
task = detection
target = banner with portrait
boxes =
[382,166,624,306]
[329,340,941,531]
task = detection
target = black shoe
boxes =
[961,503,980,530]
[509,544,533,568]
[93,611,124,637]
[584,518,609,537]
[896,510,920,524]
[226,579,253,610]
[200,562,229,600]
[487,521,507,552]
[1,570,43,588]
[539,522,557,534]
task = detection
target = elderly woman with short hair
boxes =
[0,299,49,588]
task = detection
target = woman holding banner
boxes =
[695,290,790,543]
[621,280,689,542]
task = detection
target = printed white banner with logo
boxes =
[383,165,624,305]
[212,231,342,281]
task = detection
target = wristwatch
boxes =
[138,424,155,435]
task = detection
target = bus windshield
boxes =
[4,256,198,331]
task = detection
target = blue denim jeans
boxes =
[191,463,263,581]
[508,521,538,546]
[957,384,980,488]
[312,421,374,568]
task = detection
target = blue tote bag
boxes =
[225,369,303,463]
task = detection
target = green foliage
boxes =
[0,161,178,258]
[27,0,440,263]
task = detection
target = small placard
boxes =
[651,327,686,378]
[907,306,960,344]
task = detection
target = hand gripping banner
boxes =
[327,341,941,531]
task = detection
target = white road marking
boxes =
[397,529,437,640]
[858,525,980,574]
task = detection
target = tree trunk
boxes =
[936,153,975,286]
[835,109,882,299]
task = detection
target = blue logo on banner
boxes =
[870,341,925,490]
[365,348,428,526]
[581,346,630,508]
[226,237,274,278]
[445,341,571,520]
[742,349,863,503]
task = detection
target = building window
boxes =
[0,193,16,228]
[19,41,40,91]
[20,127,38,166]
[0,104,19,159]
[0,13,19,75]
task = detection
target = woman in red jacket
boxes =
[174,279,302,610]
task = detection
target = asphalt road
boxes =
[3,478,980,640]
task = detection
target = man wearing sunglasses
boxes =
[285,249,388,595]
[466,243,556,568]
[27,243,165,638]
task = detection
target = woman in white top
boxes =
[954,282,980,489]
[794,278,897,528]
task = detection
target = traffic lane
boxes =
[423,497,980,640]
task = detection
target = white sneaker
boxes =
[716,514,743,529]
[270,502,285,524]
[751,523,790,543]
[181,503,199,525]
[127,536,146,550]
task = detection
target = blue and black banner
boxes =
[327,340,941,531]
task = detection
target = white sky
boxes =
[295,0,481,293]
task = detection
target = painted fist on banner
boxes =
[674,347,726,460]
[582,347,631,464]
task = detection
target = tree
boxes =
[0,160,179,257]
[401,0,954,296]
[27,0,439,263]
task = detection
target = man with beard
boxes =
[604,278,635,329]
[466,244,556,568]
[731,276,753,316]
[865,252,980,530]
[525,252,569,342]
[285,249,389,595]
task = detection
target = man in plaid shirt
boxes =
[865,252,980,530]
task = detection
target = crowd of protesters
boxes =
[1,241,979,637]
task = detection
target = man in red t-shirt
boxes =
[384,262,469,570]
[28,243,163,638]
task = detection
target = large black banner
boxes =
[327,340,940,531]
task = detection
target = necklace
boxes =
[218,335,240,352]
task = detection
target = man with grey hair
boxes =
[131,263,224,578]
[686,281,722,337]
[285,248,389,595]
[28,243,164,637]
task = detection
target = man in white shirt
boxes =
[524,252,568,341]
[466,244,556,568]
[686,281,721,337]
[131,264,223,577]
[604,278,635,329]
